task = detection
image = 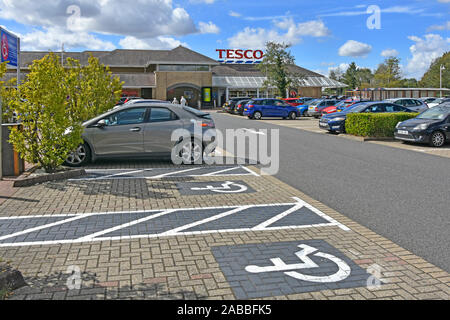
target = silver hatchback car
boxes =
[65,103,216,166]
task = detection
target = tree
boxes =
[374,57,402,87]
[343,62,359,89]
[356,68,374,89]
[258,42,303,98]
[6,53,122,173]
[420,52,449,89]
[66,56,123,122]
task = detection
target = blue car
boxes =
[319,101,413,133]
[243,98,300,120]
[297,105,309,117]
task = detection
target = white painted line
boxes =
[243,129,266,136]
[0,198,351,247]
[252,203,304,230]
[199,166,242,176]
[144,167,201,179]
[291,197,350,231]
[0,202,297,220]
[0,223,343,248]
[0,214,96,241]
[76,209,177,241]
[240,166,261,177]
[160,206,251,236]
[94,168,152,179]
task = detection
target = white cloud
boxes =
[329,63,351,74]
[229,11,241,18]
[190,0,215,3]
[338,40,372,57]
[381,49,399,57]
[228,18,330,49]
[405,34,450,79]
[198,21,220,34]
[320,5,425,17]
[20,27,116,51]
[427,21,450,31]
[119,36,188,50]
[0,0,197,39]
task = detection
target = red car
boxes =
[321,100,363,115]
[283,97,315,107]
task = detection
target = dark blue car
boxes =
[319,101,413,133]
[243,98,300,120]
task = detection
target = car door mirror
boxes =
[94,119,107,128]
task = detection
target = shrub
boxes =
[346,112,419,137]
[5,53,122,173]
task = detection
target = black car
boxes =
[234,99,251,115]
[223,97,251,113]
[320,101,413,134]
[394,104,450,147]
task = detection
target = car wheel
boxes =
[254,111,262,120]
[288,112,297,120]
[430,131,446,147]
[302,110,307,117]
[65,143,91,167]
[179,139,204,164]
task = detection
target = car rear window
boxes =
[182,106,211,119]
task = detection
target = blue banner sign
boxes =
[1,28,18,67]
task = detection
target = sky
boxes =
[0,0,449,80]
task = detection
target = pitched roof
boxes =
[212,63,324,77]
[9,46,219,69]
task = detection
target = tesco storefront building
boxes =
[6,46,345,108]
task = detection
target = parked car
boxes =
[319,102,413,134]
[283,97,315,107]
[419,97,439,104]
[243,98,300,120]
[427,98,450,108]
[223,97,251,113]
[394,104,450,147]
[117,96,142,106]
[307,99,340,118]
[234,99,251,115]
[65,103,216,166]
[321,99,367,116]
[297,104,309,117]
[114,99,166,109]
[385,98,428,113]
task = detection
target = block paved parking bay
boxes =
[0,161,448,300]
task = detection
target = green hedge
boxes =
[346,113,419,137]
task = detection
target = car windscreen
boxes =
[309,100,322,106]
[182,106,211,119]
[346,102,370,113]
[334,101,346,107]
[417,107,450,120]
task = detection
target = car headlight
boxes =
[395,122,402,129]
[413,123,429,131]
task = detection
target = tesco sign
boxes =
[216,49,264,64]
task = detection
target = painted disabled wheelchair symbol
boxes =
[191,181,248,193]
[245,244,351,283]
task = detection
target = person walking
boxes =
[172,97,179,104]
[180,96,187,107]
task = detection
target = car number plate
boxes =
[398,130,409,135]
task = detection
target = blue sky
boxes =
[0,0,449,79]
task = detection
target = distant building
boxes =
[349,87,450,100]
[4,46,345,108]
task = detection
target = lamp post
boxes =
[440,64,445,98]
